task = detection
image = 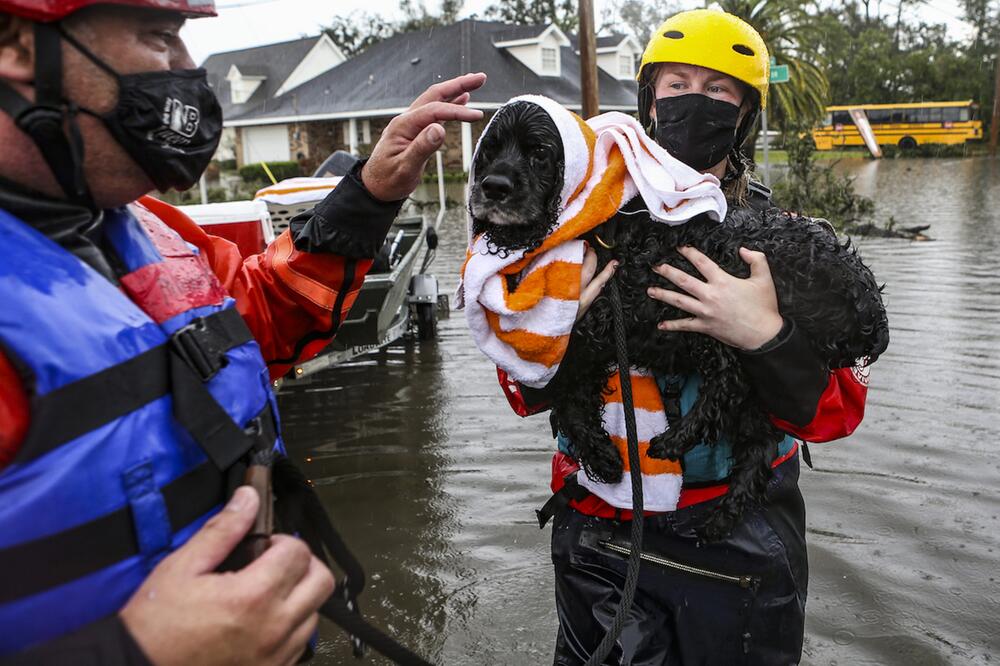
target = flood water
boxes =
[278,157,1000,665]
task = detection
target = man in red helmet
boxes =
[0,1,486,663]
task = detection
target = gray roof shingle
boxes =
[202,35,320,120]
[222,20,637,125]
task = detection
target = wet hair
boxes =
[720,87,761,206]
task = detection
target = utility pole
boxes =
[991,48,1000,156]
[578,0,599,119]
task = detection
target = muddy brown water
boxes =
[278,157,1000,665]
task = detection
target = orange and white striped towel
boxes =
[254,177,342,206]
[580,369,684,511]
[458,95,726,388]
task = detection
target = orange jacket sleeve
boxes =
[140,196,375,380]
[140,162,401,380]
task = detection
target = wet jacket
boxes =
[0,201,284,655]
[0,163,400,660]
[499,185,872,517]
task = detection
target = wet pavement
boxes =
[278,157,1000,665]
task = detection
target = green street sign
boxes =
[770,64,789,84]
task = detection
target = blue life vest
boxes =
[0,202,283,655]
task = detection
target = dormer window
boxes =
[226,64,266,105]
[542,47,558,74]
[619,54,633,77]
[494,25,570,77]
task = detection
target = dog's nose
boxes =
[481,174,514,201]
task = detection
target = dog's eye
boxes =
[529,148,550,166]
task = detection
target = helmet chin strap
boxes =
[0,21,95,210]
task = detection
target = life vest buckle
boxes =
[171,316,230,382]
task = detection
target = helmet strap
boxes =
[0,22,94,209]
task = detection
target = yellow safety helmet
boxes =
[637,9,770,132]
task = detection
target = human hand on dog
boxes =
[578,247,617,321]
[648,246,783,350]
[362,73,487,202]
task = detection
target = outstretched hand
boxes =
[361,72,487,202]
[647,246,783,350]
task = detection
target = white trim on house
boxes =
[342,118,372,154]
[495,24,572,78]
[492,24,572,49]
[274,34,346,97]
[225,103,637,127]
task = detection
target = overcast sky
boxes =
[181,0,971,66]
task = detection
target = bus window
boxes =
[832,110,851,125]
[890,109,906,123]
[942,107,961,122]
[868,108,890,124]
[928,107,943,122]
[913,108,929,123]
[958,107,971,122]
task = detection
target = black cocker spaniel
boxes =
[471,101,890,540]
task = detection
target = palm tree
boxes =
[716,0,829,131]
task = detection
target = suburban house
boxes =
[203,33,347,163]
[203,20,642,175]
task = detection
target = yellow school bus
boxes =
[812,100,982,150]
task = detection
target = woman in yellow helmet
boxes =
[514,9,876,665]
[637,8,772,207]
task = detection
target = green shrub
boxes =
[421,170,468,184]
[217,158,238,171]
[770,127,874,229]
[238,161,302,184]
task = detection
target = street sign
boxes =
[770,64,789,83]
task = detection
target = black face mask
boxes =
[60,27,223,192]
[654,94,741,172]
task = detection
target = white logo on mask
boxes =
[156,97,201,145]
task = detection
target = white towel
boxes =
[459,96,727,388]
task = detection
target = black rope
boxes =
[584,277,644,666]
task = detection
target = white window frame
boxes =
[541,47,558,74]
[619,54,633,77]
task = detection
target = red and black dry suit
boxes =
[0,161,400,664]
[500,188,871,665]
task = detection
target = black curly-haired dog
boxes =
[471,102,890,540]
[468,101,565,256]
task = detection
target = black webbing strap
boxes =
[16,308,254,465]
[271,458,435,666]
[0,23,90,205]
[319,598,434,666]
[168,312,262,471]
[535,473,591,529]
[0,404,277,604]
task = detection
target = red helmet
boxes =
[0,0,216,22]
